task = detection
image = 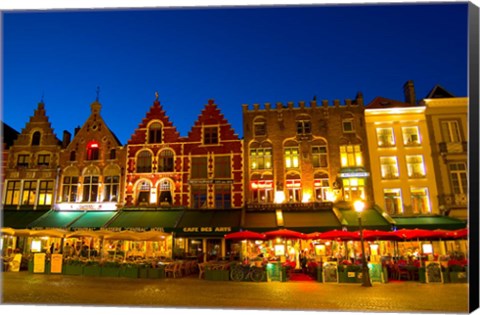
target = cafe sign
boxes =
[182,226,232,233]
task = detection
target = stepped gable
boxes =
[365,96,417,109]
[13,101,62,147]
[425,85,455,99]
[128,98,181,145]
[185,99,240,142]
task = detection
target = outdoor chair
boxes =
[198,262,207,279]
[165,263,179,278]
[395,264,411,281]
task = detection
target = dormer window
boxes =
[204,126,218,145]
[148,122,162,144]
[86,141,100,160]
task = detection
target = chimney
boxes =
[74,126,81,136]
[62,130,71,148]
[403,80,416,105]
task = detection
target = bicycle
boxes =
[230,262,266,282]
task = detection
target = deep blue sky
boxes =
[2,3,469,144]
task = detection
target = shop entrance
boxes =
[206,239,221,261]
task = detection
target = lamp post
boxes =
[354,200,372,287]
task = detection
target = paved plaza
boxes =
[0,271,471,314]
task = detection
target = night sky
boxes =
[2,2,469,144]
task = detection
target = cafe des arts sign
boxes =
[182,226,232,233]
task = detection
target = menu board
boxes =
[10,254,22,272]
[50,254,63,273]
[33,253,46,273]
[369,263,384,283]
[323,262,338,283]
[425,261,443,283]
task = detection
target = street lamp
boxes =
[354,199,372,287]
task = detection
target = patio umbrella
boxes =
[224,230,266,240]
[13,229,32,237]
[1,227,16,236]
[317,230,359,241]
[264,229,306,240]
[138,230,171,241]
[66,230,108,238]
[362,229,401,241]
[104,230,143,241]
[30,228,68,238]
[306,232,323,240]
[445,228,468,239]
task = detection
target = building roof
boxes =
[2,122,20,148]
[424,85,455,99]
[365,96,415,109]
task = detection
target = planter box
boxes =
[139,267,149,278]
[316,267,323,282]
[63,264,84,276]
[83,265,101,277]
[449,271,468,283]
[205,269,230,281]
[120,267,139,279]
[148,267,165,279]
[101,266,121,277]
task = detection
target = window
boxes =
[191,185,207,208]
[340,145,363,167]
[136,151,152,173]
[286,175,301,202]
[109,149,116,160]
[191,157,208,178]
[82,176,99,202]
[402,127,421,145]
[312,146,328,168]
[104,176,119,202]
[158,150,174,172]
[159,180,172,204]
[21,181,37,205]
[250,178,273,203]
[204,127,218,145]
[38,181,54,205]
[383,188,402,214]
[70,151,76,161]
[376,128,395,147]
[342,178,365,201]
[32,131,41,146]
[148,122,162,144]
[17,154,29,167]
[314,174,329,201]
[296,120,311,135]
[215,184,231,208]
[62,176,79,202]
[380,156,399,179]
[410,187,430,214]
[37,154,50,166]
[214,156,231,178]
[250,148,272,170]
[285,147,299,169]
[342,119,354,133]
[441,120,462,143]
[86,141,100,160]
[137,181,151,205]
[449,162,468,195]
[4,181,21,205]
[406,155,425,178]
[254,120,266,136]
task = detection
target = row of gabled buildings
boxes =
[1,80,468,258]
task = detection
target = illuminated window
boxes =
[17,154,29,167]
[286,174,301,202]
[410,187,430,214]
[82,176,99,202]
[86,141,100,160]
[204,126,218,145]
[296,120,312,135]
[215,184,231,208]
[38,180,54,205]
[376,128,395,147]
[250,148,272,170]
[449,162,467,195]
[137,181,151,205]
[340,145,363,167]
[4,181,21,205]
[37,154,50,166]
[32,131,41,146]
[104,176,119,202]
[136,150,152,173]
[342,178,365,201]
[314,173,329,201]
[250,177,273,203]
[148,122,162,144]
[441,120,462,143]
[285,147,299,169]
[158,150,174,172]
[342,119,354,133]
[191,185,207,208]
[383,188,402,214]
[191,157,208,178]
[380,156,399,179]
[402,126,421,146]
[312,146,328,168]
[254,119,266,137]
[62,176,79,202]
[214,156,231,178]
[406,155,425,178]
[21,181,37,205]
[159,180,172,204]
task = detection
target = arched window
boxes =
[136,150,152,173]
[148,122,162,144]
[158,149,174,172]
[159,179,172,205]
[86,141,100,160]
[137,181,151,205]
[82,166,100,202]
[32,131,41,146]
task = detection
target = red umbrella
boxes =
[446,228,468,239]
[393,228,444,240]
[362,229,401,241]
[316,230,359,241]
[306,232,323,240]
[224,230,266,240]
[264,229,306,239]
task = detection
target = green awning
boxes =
[282,210,342,233]
[27,210,85,229]
[243,211,278,232]
[2,210,50,229]
[176,210,242,235]
[69,211,118,230]
[105,210,182,232]
[392,216,467,230]
[338,208,392,231]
